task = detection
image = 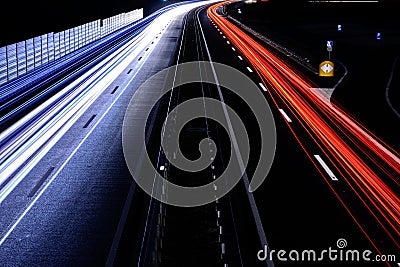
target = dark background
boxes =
[226,0,400,152]
[0,0,181,47]
[1,0,400,47]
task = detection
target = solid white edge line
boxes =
[314,155,338,181]
[278,109,292,123]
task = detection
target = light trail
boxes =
[208,0,400,257]
[0,1,205,203]
[0,1,217,249]
[0,23,159,203]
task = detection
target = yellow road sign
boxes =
[319,61,334,77]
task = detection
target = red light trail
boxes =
[208,1,400,259]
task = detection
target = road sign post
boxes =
[327,40,333,60]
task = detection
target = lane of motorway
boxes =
[0,0,398,266]
[0,2,215,265]
[207,1,399,266]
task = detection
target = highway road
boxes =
[0,1,219,266]
[0,0,398,266]
[208,1,399,266]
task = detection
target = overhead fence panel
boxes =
[26,39,34,73]
[41,34,48,65]
[77,26,82,49]
[68,28,73,53]
[48,32,55,63]
[76,26,81,49]
[96,20,101,40]
[101,18,107,37]
[88,22,93,43]
[59,31,65,57]
[73,27,78,50]
[7,44,18,81]
[91,22,96,43]
[80,24,86,47]
[73,27,78,51]
[70,28,75,52]
[88,23,92,43]
[83,24,87,45]
[71,27,77,52]
[87,23,91,44]
[64,29,71,55]
[34,36,42,69]
[54,32,60,60]
[0,47,7,85]
[17,41,27,77]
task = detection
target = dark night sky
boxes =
[0,0,173,46]
[1,0,399,46]
[0,0,294,47]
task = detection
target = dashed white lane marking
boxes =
[279,109,292,123]
[259,83,267,91]
[314,155,338,181]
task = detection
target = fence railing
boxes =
[0,8,143,86]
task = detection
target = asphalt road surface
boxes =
[0,1,398,267]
